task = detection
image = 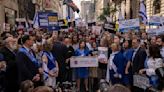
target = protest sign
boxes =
[119,18,140,32]
[133,74,150,89]
[149,16,162,26]
[98,47,108,64]
[147,26,164,36]
[38,11,59,31]
[58,19,68,29]
[103,22,116,33]
[147,28,158,37]
[70,56,98,68]
[92,26,101,35]
[157,26,164,35]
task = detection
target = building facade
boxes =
[18,0,35,20]
[146,0,164,18]
[0,0,19,31]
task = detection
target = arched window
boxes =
[153,0,161,14]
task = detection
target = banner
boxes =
[157,26,164,35]
[133,75,150,89]
[92,26,101,35]
[98,47,108,64]
[70,56,98,68]
[38,11,59,31]
[119,18,140,32]
[147,26,164,36]
[104,22,116,33]
[147,28,158,37]
[161,17,164,26]
[149,16,162,26]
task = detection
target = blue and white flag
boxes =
[139,0,147,25]
[33,12,39,29]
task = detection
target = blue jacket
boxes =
[109,51,126,84]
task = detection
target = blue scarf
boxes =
[19,47,39,67]
[42,51,56,70]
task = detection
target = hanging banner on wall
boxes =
[38,11,59,31]
[148,16,162,26]
[119,18,140,32]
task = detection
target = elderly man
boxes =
[0,36,19,92]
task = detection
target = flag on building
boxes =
[63,0,80,13]
[139,0,147,25]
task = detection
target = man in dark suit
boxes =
[16,35,41,87]
[51,32,68,83]
[132,38,147,74]
[131,38,147,92]
[0,36,19,92]
[63,37,75,82]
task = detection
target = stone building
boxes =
[0,0,19,31]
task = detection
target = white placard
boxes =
[92,26,101,35]
[119,18,140,30]
[157,26,164,35]
[70,56,98,68]
[98,47,108,64]
[147,28,158,37]
[133,75,150,89]
[161,17,164,26]
[149,16,162,26]
[147,26,164,36]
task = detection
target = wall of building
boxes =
[146,0,164,17]
[0,0,18,31]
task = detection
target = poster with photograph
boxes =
[98,47,108,64]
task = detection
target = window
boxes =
[153,0,161,14]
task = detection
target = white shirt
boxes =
[86,42,92,51]
[146,58,163,76]
[132,46,140,62]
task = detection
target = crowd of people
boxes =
[0,25,164,92]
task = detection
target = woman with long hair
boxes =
[75,40,90,92]
[139,45,163,88]
[41,39,59,89]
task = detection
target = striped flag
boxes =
[139,0,147,25]
[33,12,39,29]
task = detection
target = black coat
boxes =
[16,49,40,86]
[0,47,19,92]
[51,42,68,82]
[0,71,5,92]
[132,47,147,74]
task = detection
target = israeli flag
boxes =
[139,0,147,25]
[33,12,39,29]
